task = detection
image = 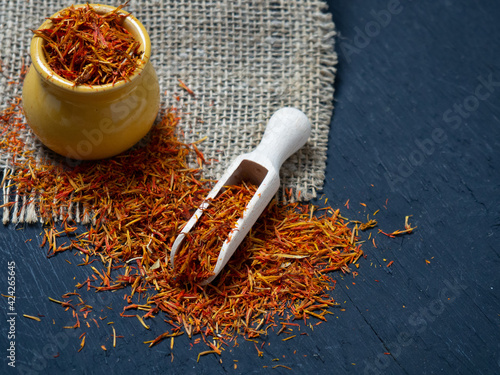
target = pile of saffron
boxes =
[32,3,141,85]
[0,99,363,355]
[174,182,258,284]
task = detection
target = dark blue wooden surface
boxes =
[1,1,499,374]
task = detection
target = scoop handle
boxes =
[253,107,311,170]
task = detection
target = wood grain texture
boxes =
[1,1,499,374]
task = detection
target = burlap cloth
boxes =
[0,0,337,223]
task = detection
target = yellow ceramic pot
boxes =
[22,4,160,160]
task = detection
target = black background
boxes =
[1,0,499,374]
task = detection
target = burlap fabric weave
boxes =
[0,0,337,223]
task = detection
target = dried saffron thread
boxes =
[1,99,364,353]
[174,182,258,284]
[32,2,141,85]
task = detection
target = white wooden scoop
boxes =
[170,107,311,284]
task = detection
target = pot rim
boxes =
[30,3,151,94]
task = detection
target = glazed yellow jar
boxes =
[22,4,160,160]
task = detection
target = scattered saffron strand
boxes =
[358,219,377,231]
[178,79,195,97]
[197,350,218,362]
[273,365,292,370]
[78,335,86,352]
[23,314,41,321]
